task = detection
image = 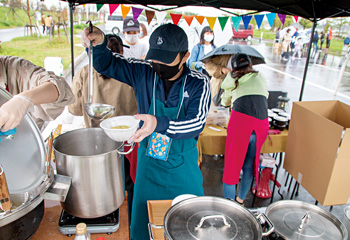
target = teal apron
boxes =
[130,76,204,240]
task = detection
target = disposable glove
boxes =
[0,95,34,132]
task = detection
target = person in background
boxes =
[45,15,51,35]
[281,28,292,61]
[220,53,269,206]
[188,26,216,76]
[275,28,281,43]
[319,31,325,49]
[205,54,231,106]
[290,28,299,51]
[122,16,148,59]
[326,27,332,49]
[138,22,149,46]
[311,31,319,58]
[69,34,138,227]
[342,36,350,53]
[0,56,74,132]
[81,23,211,240]
[292,37,303,60]
[41,15,46,35]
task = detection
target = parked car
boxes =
[104,14,152,35]
[232,24,254,40]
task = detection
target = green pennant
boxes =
[218,16,229,31]
[231,16,242,31]
[96,4,104,11]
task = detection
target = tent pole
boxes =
[69,2,75,79]
[299,20,317,101]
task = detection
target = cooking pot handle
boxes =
[195,214,231,230]
[116,142,136,155]
[148,223,164,240]
[257,213,274,237]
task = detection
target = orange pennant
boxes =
[170,13,182,25]
[121,4,131,19]
[206,17,217,30]
[183,15,194,26]
[195,16,205,25]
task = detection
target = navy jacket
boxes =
[91,38,211,140]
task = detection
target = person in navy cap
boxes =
[122,16,148,59]
[81,24,211,240]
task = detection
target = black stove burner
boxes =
[59,209,119,228]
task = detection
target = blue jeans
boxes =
[223,132,257,200]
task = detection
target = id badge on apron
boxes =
[146,132,172,161]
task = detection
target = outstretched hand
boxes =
[128,114,157,143]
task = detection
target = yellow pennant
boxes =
[206,17,217,30]
[121,4,131,19]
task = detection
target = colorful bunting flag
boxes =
[206,17,216,30]
[278,14,286,26]
[231,16,242,31]
[109,4,119,16]
[96,4,104,11]
[266,13,276,28]
[132,7,143,23]
[218,16,229,31]
[82,4,86,7]
[254,14,264,29]
[242,15,252,30]
[293,16,299,22]
[155,11,167,25]
[170,13,182,25]
[145,10,155,25]
[183,15,194,26]
[121,4,131,19]
[195,16,205,25]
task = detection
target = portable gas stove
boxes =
[58,209,119,236]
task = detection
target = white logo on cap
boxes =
[157,37,163,45]
[127,20,135,26]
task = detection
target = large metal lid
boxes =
[0,88,46,194]
[164,196,262,240]
[266,200,348,240]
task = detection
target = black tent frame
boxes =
[65,0,350,101]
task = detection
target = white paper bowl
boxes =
[172,194,197,206]
[100,115,140,142]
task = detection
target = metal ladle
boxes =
[84,21,115,120]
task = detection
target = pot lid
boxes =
[164,196,262,240]
[0,88,46,194]
[273,116,288,122]
[266,200,348,240]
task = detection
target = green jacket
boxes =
[221,72,268,107]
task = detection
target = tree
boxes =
[299,18,313,29]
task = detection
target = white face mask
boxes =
[204,34,214,43]
[125,34,138,44]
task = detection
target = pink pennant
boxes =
[109,4,119,16]
[293,16,299,22]
[132,7,143,23]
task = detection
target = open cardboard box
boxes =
[284,101,350,206]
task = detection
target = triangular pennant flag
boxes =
[183,15,194,26]
[109,4,119,16]
[266,13,276,28]
[218,16,229,31]
[145,10,155,25]
[170,13,182,25]
[242,15,252,30]
[206,17,217,31]
[96,4,104,11]
[195,16,205,25]
[82,4,86,7]
[155,11,167,25]
[132,7,143,23]
[293,16,299,22]
[254,14,264,29]
[231,16,242,31]
[121,4,131,19]
[278,14,286,26]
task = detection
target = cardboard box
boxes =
[284,101,350,206]
[206,106,229,125]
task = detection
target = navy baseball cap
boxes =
[231,53,252,70]
[146,24,188,64]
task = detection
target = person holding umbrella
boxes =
[220,53,269,206]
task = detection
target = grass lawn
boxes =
[0,6,32,28]
[0,35,85,70]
